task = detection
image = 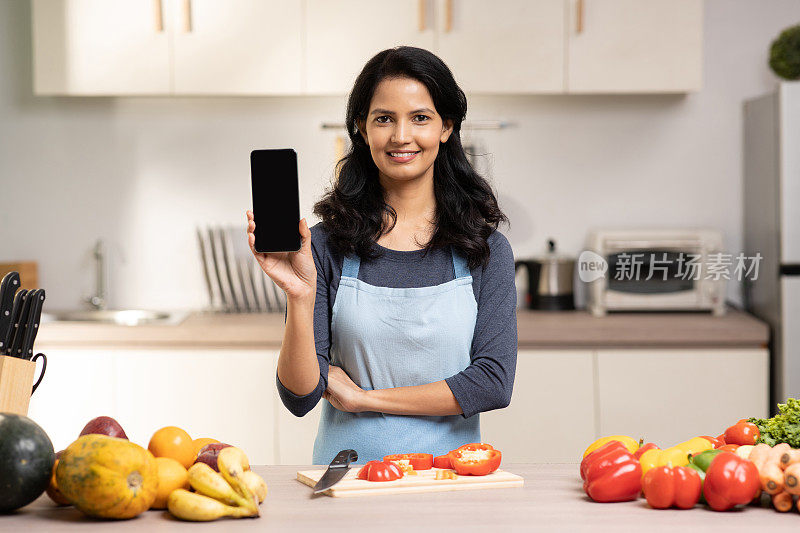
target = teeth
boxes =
[389,152,418,157]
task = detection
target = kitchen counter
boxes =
[3,464,798,532]
[35,308,769,349]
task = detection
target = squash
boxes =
[56,434,158,519]
[0,413,55,512]
[45,451,70,506]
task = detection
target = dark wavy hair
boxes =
[313,46,507,269]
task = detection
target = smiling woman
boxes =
[247,46,517,464]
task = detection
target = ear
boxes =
[356,119,369,145]
[440,119,454,144]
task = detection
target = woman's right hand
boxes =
[246,211,317,303]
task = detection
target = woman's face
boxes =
[358,76,453,184]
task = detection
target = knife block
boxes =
[0,355,36,415]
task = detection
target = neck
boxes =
[378,169,436,222]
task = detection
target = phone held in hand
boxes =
[250,148,302,253]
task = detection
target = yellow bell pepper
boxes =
[638,437,713,476]
[582,435,639,458]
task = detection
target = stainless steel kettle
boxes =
[515,239,575,311]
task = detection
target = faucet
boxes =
[85,239,107,310]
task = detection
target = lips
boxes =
[386,150,420,163]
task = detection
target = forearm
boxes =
[361,380,462,416]
[276,296,320,396]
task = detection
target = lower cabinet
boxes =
[28,346,769,465]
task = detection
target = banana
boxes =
[187,462,254,511]
[217,447,258,509]
[167,489,255,521]
[241,470,268,504]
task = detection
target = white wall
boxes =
[1,0,798,311]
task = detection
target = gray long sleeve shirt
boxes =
[277,222,518,419]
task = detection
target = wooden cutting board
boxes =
[296,467,524,497]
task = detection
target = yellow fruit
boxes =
[187,463,254,510]
[167,489,256,521]
[148,426,195,468]
[582,435,639,458]
[152,457,189,510]
[241,470,268,504]
[56,434,158,519]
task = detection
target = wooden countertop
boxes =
[35,308,769,349]
[3,464,798,532]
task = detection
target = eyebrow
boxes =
[369,107,435,116]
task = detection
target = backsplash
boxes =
[2,0,799,311]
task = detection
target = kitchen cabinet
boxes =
[32,0,171,95]
[27,348,279,465]
[480,350,596,462]
[435,0,565,94]
[304,0,436,94]
[566,0,703,93]
[32,0,303,95]
[596,349,769,445]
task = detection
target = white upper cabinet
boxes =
[566,0,703,93]
[435,0,565,94]
[171,0,303,95]
[304,0,436,94]
[32,0,171,95]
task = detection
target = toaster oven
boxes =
[584,229,727,316]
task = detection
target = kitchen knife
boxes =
[8,289,33,358]
[0,271,20,354]
[19,289,45,360]
[3,289,27,356]
[313,449,358,494]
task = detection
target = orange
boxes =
[192,437,219,457]
[148,426,195,468]
[151,457,189,509]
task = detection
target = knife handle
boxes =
[329,449,358,469]
[21,289,45,360]
[0,271,20,353]
[4,289,27,356]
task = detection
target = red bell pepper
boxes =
[581,440,628,480]
[723,420,760,446]
[642,465,702,509]
[633,442,659,460]
[717,444,740,453]
[448,445,502,476]
[433,455,451,469]
[383,453,433,471]
[703,451,760,511]
[700,435,723,449]
[583,446,642,503]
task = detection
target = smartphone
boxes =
[250,149,302,253]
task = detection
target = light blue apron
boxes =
[312,246,480,464]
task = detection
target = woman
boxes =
[246,46,517,464]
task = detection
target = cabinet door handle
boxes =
[153,0,163,32]
[418,0,426,31]
[182,0,192,33]
[444,0,453,33]
[576,0,584,34]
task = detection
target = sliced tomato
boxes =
[383,453,434,471]
[433,454,452,469]
[357,460,404,482]
[448,446,502,476]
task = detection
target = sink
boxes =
[41,309,189,326]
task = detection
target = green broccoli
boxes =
[749,398,800,447]
[770,24,800,80]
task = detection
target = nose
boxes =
[390,120,411,144]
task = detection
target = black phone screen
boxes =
[250,149,301,253]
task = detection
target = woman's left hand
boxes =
[323,366,367,412]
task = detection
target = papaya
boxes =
[46,451,70,506]
[56,434,158,519]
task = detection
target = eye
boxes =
[375,115,391,124]
[413,115,430,122]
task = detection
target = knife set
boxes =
[0,271,47,416]
[197,225,286,313]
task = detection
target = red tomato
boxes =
[357,460,404,482]
[723,421,759,446]
[433,455,452,469]
[383,453,434,471]
[448,446,502,476]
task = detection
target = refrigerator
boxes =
[744,81,800,410]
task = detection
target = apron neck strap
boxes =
[451,246,471,279]
[342,254,361,279]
